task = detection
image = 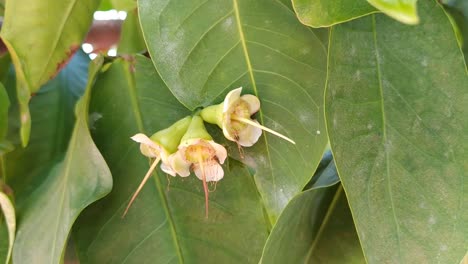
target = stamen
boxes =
[122,156,161,218]
[166,174,171,192]
[231,116,296,144]
[198,155,209,218]
[209,181,218,192]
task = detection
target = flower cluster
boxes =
[123,87,294,218]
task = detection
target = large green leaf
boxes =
[261,185,365,264]
[367,0,419,24]
[0,0,100,145]
[139,0,328,221]
[9,58,112,264]
[325,1,467,263]
[0,191,15,264]
[291,0,377,28]
[73,56,269,263]
[4,50,90,200]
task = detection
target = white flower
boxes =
[161,116,227,217]
[123,116,191,217]
[201,87,295,147]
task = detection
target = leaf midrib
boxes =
[371,14,402,262]
[232,0,277,220]
[124,61,185,263]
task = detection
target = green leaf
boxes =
[325,1,468,263]
[73,56,269,263]
[0,83,9,142]
[0,0,99,92]
[367,0,419,24]
[291,0,377,28]
[261,184,365,264]
[0,192,15,264]
[111,0,136,11]
[4,50,90,199]
[98,0,113,11]
[9,57,112,264]
[0,0,100,145]
[118,9,147,55]
[442,0,468,63]
[139,0,328,221]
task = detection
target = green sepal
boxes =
[150,116,192,153]
[200,103,223,128]
[180,115,213,144]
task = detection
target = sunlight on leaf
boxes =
[367,0,419,24]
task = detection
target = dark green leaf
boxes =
[10,57,112,264]
[73,56,269,263]
[0,0,100,145]
[305,150,340,189]
[442,0,468,63]
[291,0,377,28]
[139,0,329,221]
[118,9,146,55]
[4,50,90,200]
[0,83,9,142]
[367,0,419,24]
[261,185,365,264]
[325,1,467,262]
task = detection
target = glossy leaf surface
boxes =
[139,0,328,221]
[367,0,419,24]
[292,0,377,28]
[325,1,468,263]
[73,56,269,263]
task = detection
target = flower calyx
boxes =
[162,116,227,217]
[123,116,192,217]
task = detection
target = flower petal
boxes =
[131,133,161,157]
[169,151,191,177]
[160,161,177,177]
[241,94,260,115]
[223,87,242,112]
[194,162,224,182]
[207,140,227,164]
[237,119,263,147]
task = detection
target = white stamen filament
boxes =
[122,156,161,217]
[231,116,296,145]
[198,154,209,218]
